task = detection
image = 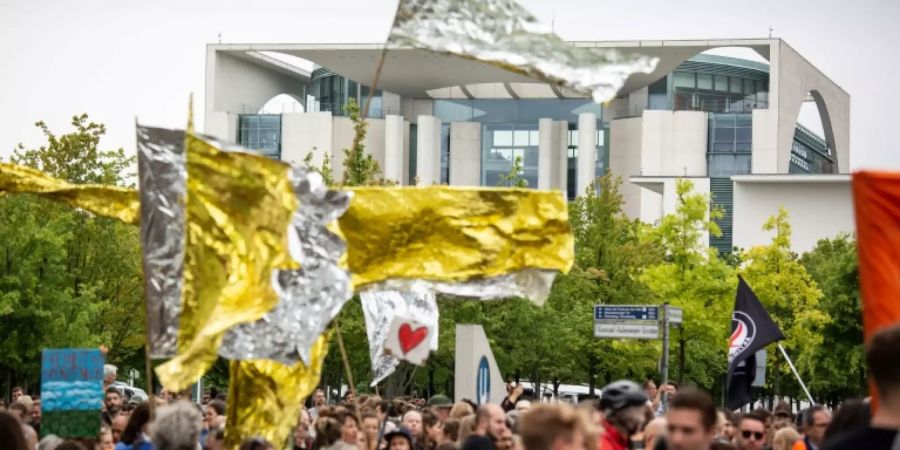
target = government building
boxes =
[203,38,853,253]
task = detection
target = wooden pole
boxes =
[334,319,356,397]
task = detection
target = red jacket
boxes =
[598,419,629,450]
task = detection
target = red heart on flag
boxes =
[399,323,428,354]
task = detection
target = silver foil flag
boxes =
[389,0,659,103]
[361,291,439,386]
[137,125,187,359]
[219,167,353,365]
[360,268,558,306]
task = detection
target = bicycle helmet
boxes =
[599,380,649,411]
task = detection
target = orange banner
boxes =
[853,171,900,406]
[853,171,900,340]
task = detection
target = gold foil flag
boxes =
[344,186,573,304]
[389,0,658,103]
[224,335,329,450]
[0,163,139,224]
[153,130,299,392]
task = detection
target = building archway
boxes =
[259,93,305,114]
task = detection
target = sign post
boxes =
[593,305,660,339]
[593,304,684,413]
[661,303,670,412]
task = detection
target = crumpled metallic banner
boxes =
[342,186,574,298]
[154,131,299,392]
[224,334,329,450]
[136,125,186,359]
[220,167,353,366]
[359,268,558,306]
[361,291,439,385]
[0,163,139,224]
[388,0,658,103]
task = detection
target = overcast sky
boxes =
[1,0,897,169]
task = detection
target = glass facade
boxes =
[790,124,836,174]
[238,114,281,159]
[433,99,604,195]
[707,113,752,177]
[709,178,734,255]
[482,124,540,187]
[672,70,768,113]
[308,68,382,117]
[649,56,770,114]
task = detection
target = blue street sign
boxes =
[476,356,490,405]
[594,305,659,321]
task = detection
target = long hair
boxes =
[121,403,151,444]
[422,409,441,450]
[0,412,30,450]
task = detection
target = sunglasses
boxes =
[741,430,765,441]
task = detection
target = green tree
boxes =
[0,114,144,394]
[739,207,830,401]
[799,234,864,405]
[641,179,736,390]
[303,148,334,186]
[497,156,528,188]
[341,98,382,186]
[552,175,663,394]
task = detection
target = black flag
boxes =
[725,276,785,410]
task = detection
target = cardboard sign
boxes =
[40,349,104,438]
[384,316,434,365]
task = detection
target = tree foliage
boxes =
[341,98,383,186]
[0,115,144,393]
[641,179,735,390]
[739,207,830,399]
[497,156,528,188]
[799,234,864,403]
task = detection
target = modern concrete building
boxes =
[203,38,853,254]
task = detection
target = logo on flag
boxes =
[728,311,757,363]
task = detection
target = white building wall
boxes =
[417,115,442,185]
[538,118,562,190]
[609,117,644,219]
[205,51,303,119]
[402,99,435,124]
[774,42,850,173]
[281,112,333,168]
[640,110,707,177]
[732,176,854,253]
[628,87,649,117]
[576,113,598,195]
[402,120,411,185]
[204,111,239,144]
[449,122,481,186]
[384,115,405,182]
[751,109,779,174]
[382,91,402,116]
[554,121,569,196]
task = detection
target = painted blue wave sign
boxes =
[40,349,104,438]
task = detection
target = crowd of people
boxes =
[1,324,900,450]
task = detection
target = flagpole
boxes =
[777,343,815,405]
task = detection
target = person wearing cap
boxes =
[427,395,454,422]
[386,428,416,450]
[773,401,793,426]
[597,380,650,450]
